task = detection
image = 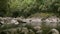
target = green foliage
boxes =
[0,0,8,17]
[0,0,60,17]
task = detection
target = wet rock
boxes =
[48,29,59,34]
[11,19,19,25]
[21,27,29,34]
[28,29,35,34]
[33,26,43,34]
[33,26,41,31]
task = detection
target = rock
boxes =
[21,27,29,34]
[48,29,59,34]
[11,19,19,25]
[33,26,41,31]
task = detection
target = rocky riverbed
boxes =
[0,16,60,27]
[0,16,60,34]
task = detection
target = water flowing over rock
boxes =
[0,16,60,28]
[11,19,18,24]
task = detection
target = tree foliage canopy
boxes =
[0,0,60,17]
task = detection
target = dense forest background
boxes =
[0,0,60,18]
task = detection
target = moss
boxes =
[28,12,54,18]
